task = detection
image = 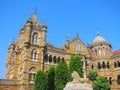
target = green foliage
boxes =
[93,76,111,90]
[69,54,83,78]
[54,60,70,90]
[48,66,55,90]
[88,70,98,81]
[34,70,48,90]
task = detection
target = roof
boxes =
[113,50,120,56]
[91,33,110,46]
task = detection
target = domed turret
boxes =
[89,32,112,59]
[92,33,110,46]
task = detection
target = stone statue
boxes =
[71,71,88,83]
[64,71,93,90]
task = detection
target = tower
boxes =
[6,11,47,89]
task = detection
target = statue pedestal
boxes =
[64,82,93,90]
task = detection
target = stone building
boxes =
[0,12,120,90]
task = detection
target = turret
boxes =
[24,20,32,47]
[89,33,112,59]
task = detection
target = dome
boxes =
[92,34,109,46]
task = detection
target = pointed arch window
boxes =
[107,62,110,69]
[75,44,81,52]
[91,64,94,69]
[98,62,101,69]
[117,75,120,84]
[44,54,48,62]
[102,62,106,69]
[31,32,39,45]
[31,49,37,60]
[29,67,36,83]
[109,77,112,85]
[114,62,117,68]
[118,61,120,67]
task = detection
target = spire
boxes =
[97,31,100,36]
[76,33,79,38]
[31,10,40,28]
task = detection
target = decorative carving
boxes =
[71,71,88,83]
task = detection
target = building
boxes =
[0,11,120,90]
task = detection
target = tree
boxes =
[48,66,55,90]
[88,70,98,81]
[93,76,110,90]
[34,70,48,90]
[54,60,70,90]
[69,54,83,78]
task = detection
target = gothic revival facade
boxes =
[0,12,120,90]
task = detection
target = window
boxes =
[31,32,39,45]
[117,75,120,84]
[98,48,101,57]
[91,64,94,69]
[118,61,120,67]
[62,57,64,62]
[29,67,36,83]
[49,55,52,63]
[53,56,57,63]
[44,54,48,62]
[114,62,117,68]
[107,62,110,69]
[102,62,106,69]
[58,57,60,63]
[98,62,101,69]
[75,44,81,51]
[109,77,112,85]
[31,49,37,60]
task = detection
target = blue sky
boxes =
[0,0,120,78]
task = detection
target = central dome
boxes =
[92,34,109,46]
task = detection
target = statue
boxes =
[64,71,93,90]
[71,71,88,83]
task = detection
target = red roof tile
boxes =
[113,50,120,55]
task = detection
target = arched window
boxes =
[53,56,57,63]
[62,57,64,62]
[85,61,88,69]
[75,44,81,51]
[118,61,120,67]
[44,54,48,62]
[91,64,94,69]
[117,75,120,84]
[31,49,37,60]
[102,47,106,56]
[98,48,101,57]
[98,62,101,69]
[57,57,60,63]
[49,55,52,63]
[107,62,110,69]
[109,77,112,85]
[114,62,117,68]
[102,62,106,69]
[31,32,39,45]
[29,67,36,83]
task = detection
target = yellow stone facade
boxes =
[0,12,120,90]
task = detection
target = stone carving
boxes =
[64,71,93,90]
[71,71,88,83]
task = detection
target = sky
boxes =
[0,0,120,78]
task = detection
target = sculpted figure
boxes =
[71,71,88,83]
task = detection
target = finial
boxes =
[43,18,46,25]
[66,36,69,44]
[66,36,68,41]
[76,33,79,38]
[97,31,100,36]
[34,8,37,15]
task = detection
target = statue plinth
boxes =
[64,71,93,90]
